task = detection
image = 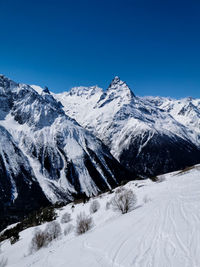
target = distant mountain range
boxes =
[0,74,200,229]
[53,76,200,177]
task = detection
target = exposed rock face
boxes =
[54,76,200,177]
[1,74,200,230]
[0,125,50,230]
[0,75,132,230]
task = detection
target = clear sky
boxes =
[0,0,200,98]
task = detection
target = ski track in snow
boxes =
[81,171,200,267]
[2,166,200,267]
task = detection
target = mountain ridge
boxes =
[0,75,133,230]
[53,76,200,177]
[1,74,200,230]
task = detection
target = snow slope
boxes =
[1,165,200,267]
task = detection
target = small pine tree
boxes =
[10,232,19,245]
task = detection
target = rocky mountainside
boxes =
[143,96,200,144]
[0,75,132,230]
[54,76,200,177]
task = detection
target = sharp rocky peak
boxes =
[0,75,39,97]
[110,76,121,85]
[95,77,135,108]
[0,74,19,92]
[107,76,135,97]
[43,86,50,94]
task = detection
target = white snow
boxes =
[1,165,200,267]
[53,77,200,161]
[30,85,43,95]
[0,82,118,202]
[143,96,200,145]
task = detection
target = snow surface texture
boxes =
[1,165,200,267]
[53,76,200,176]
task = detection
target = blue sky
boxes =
[0,0,200,98]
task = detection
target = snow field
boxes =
[1,165,200,266]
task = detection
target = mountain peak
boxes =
[43,86,50,94]
[0,74,19,93]
[109,76,123,88]
[107,76,135,98]
[95,77,135,108]
[112,76,121,83]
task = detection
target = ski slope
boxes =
[1,165,200,267]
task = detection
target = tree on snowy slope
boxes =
[111,188,137,214]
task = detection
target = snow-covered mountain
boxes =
[54,76,200,177]
[0,75,131,229]
[144,96,200,144]
[1,74,200,230]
